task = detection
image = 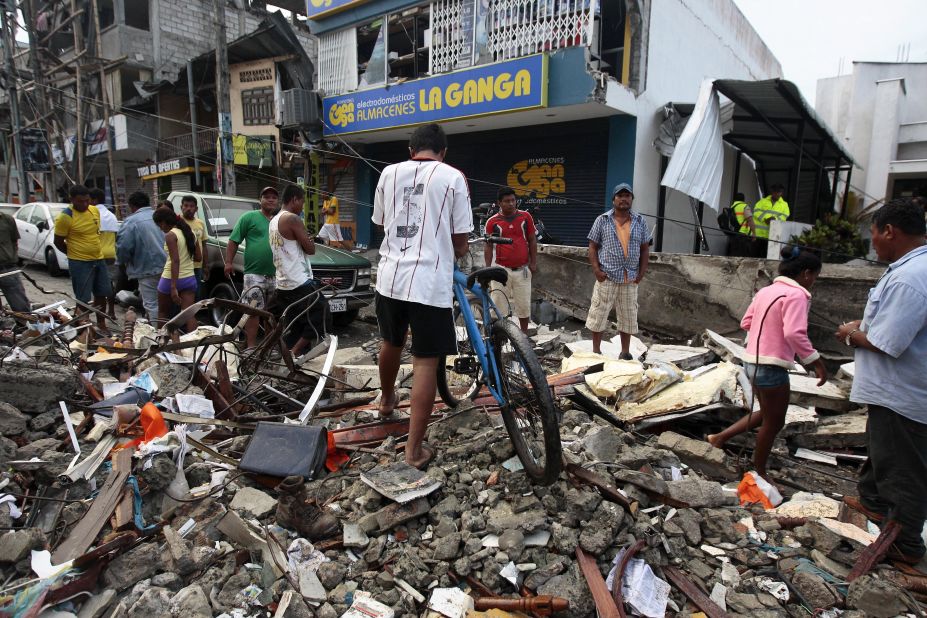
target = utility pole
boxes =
[1,4,30,203]
[22,0,57,200]
[70,0,84,182]
[90,0,119,210]
[213,0,235,195]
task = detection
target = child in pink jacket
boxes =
[709,247,828,482]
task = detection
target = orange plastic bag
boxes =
[737,471,782,510]
[325,431,350,472]
[121,402,169,449]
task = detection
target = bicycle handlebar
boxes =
[470,234,513,245]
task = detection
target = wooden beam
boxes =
[51,447,133,564]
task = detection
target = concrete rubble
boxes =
[0,299,924,618]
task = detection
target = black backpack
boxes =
[717,207,739,234]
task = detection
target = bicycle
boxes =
[436,235,562,485]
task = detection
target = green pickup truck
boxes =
[166,192,373,326]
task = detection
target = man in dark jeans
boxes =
[836,197,927,565]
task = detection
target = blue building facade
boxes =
[309,0,638,247]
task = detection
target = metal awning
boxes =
[713,78,857,222]
[656,79,859,251]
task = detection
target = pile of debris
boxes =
[0,301,923,618]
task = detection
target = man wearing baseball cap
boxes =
[225,186,280,349]
[585,182,652,359]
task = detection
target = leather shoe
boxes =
[843,495,885,523]
[886,545,925,566]
[276,475,340,541]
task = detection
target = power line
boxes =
[23,77,886,265]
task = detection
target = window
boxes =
[241,87,275,126]
[118,67,151,105]
[386,7,430,81]
[357,17,386,88]
[15,206,34,223]
[30,207,47,226]
[99,0,115,29]
[124,0,149,30]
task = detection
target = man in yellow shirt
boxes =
[90,188,118,321]
[318,195,352,249]
[752,183,790,257]
[180,195,208,299]
[55,185,112,327]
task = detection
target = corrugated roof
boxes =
[714,78,857,169]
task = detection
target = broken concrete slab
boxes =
[565,336,648,361]
[789,374,852,411]
[0,361,79,414]
[774,493,841,519]
[665,478,734,508]
[645,344,715,370]
[701,330,747,362]
[617,362,742,423]
[102,542,163,591]
[0,402,28,436]
[229,487,277,519]
[846,574,910,617]
[793,413,867,449]
[0,528,46,563]
[656,431,737,480]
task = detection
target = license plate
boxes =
[328,298,347,312]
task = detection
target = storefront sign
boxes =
[307,0,368,20]
[232,135,274,167]
[506,157,566,201]
[323,54,548,136]
[137,158,186,177]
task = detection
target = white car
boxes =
[13,202,70,275]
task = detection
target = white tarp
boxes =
[660,80,724,212]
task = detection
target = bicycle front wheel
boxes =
[492,318,562,484]
[437,299,485,407]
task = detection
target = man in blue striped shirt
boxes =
[586,183,652,359]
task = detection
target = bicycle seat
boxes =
[467,266,508,290]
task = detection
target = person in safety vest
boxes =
[753,184,790,257]
[726,192,756,257]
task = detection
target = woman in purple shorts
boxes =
[153,207,201,333]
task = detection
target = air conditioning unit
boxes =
[280,89,320,129]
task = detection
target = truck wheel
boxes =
[209,280,241,326]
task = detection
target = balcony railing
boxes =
[157,128,219,160]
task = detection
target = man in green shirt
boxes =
[225,186,279,348]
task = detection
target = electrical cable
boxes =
[21,78,886,266]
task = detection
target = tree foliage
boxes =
[790,216,867,264]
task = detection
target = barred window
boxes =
[241,87,275,126]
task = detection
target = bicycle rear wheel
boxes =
[492,318,562,484]
[437,299,485,407]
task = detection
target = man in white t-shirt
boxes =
[373,123,473,469]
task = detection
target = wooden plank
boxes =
[111,452,134,531]
[575,547,621,618]
[51,448,133,565]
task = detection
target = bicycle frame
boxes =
[451,264,508,405]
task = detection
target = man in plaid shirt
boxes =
[586,183,652,359]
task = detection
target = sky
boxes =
[732,0,927,105]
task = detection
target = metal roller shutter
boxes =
[234,173,264,200]
[365,118,610,247]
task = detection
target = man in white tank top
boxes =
[269,185,325,357]
[373,123,473,469]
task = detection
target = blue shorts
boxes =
[68,258,113,303]
[157,276,198,294]
[743,362,790,388]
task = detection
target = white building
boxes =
[816,61,927,214]
[310,0,786,250]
